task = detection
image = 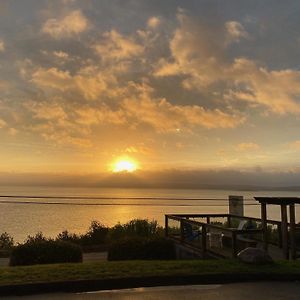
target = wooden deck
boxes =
[165,213,299,260]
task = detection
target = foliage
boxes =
[107,237,145,260]
[56,230,81,244]
[10,240,82,266]
[109,219,163,240]
[84,221,109,245]
[56,221,109,248]
[25,232,49,244]
[0,232,14,250]
[107,237,175,261]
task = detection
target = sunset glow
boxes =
[1,1,300,188]
[112,159,138,173]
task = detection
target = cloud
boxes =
[147,17,161,29]
[42,10,88,39]
[154,11,300,115]
[123,97,244,132]
[31,66,109,100]
[2,168,300,189]
[94,30,144,61]
[225,21,249,43]
[53,51,69,59]
[0,118,7,128]
[119,82,245,132]
[26,101,67,122]
[0,39,4,52]
[288,140,300,151]
[237,142,260,151]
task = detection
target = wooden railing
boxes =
[165,214,264,259]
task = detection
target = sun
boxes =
[112,158,138,173]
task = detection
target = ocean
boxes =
[0,186,299,243]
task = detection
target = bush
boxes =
[56,230,81,244]
[109,219,162,241]
[10,240,82,266]
[86,221,109,244]
[107,237,145,260]
[107,237,176,261]
[0,232,14,250]
[25,232,48,244]
[143,237,176,260]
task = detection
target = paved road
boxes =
[4,282,300,299]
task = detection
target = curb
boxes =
[0,273,299,296]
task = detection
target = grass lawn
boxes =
[0,260,299,286]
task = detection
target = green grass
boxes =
[0,260,299,286]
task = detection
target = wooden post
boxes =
[277,223,282,248]
[201,225,207,258]
[206,216,210,224]
[289,204,296,260]
[261,203,268,250]
[281,204,289,260]
[165,215,169,237]
[227,215,231,228]
[180,220,184,243]
[232,231,238,258]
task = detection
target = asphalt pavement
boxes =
[3,282,300,299]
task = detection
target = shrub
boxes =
[25,232,48,244]
[56,230,81,244]
[109,219,162,241]
[143,237,176,260]
[107,237,176,261]
[0,232,14,250]
[82,221,109,245]
[10,240,82,266]
[107,237,145,260]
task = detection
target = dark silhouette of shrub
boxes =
[107,237,175,261]
[109,219,162,240]
[107,237,145,260]
[56,230,81,244]
[25,232,48,244]
[0,232,14,250]
[10,240,82,266]
[82,221,109,245]
[143,237,176,260]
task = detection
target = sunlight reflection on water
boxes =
[0,186,298,242]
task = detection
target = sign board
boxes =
[229,195,244,216]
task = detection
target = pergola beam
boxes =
[255,197,299,260]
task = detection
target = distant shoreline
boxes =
[1,183,300,192]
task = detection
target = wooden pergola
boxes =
[255,197,299,260]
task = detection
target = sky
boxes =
[1,0,300,187]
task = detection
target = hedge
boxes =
[107,237,176,261]
[10,240,82,266]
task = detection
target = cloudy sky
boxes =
[1,0,300,183]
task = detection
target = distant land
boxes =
[1,169,300,191]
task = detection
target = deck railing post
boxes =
[281,204,289,260]
[165,215,169,238]
[201,225,207,258]
[289,204,296,260]
[232,231,238,258]
[180,219,184,243]
[261,203,268,250]
[227,215,231,228]
[277,223,282,248]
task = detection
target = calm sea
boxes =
[0,186,299,243]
